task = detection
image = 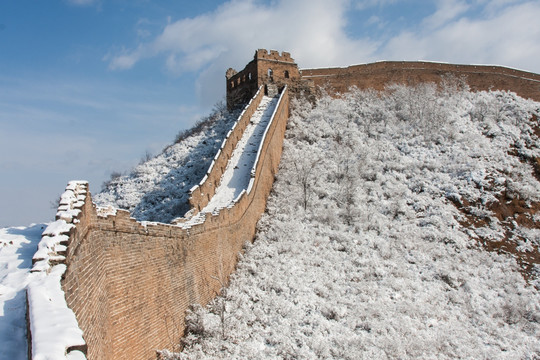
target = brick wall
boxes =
[35,87,290,360]
[226,61,260,110]
[301,61,540,101]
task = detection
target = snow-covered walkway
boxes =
[202,95,278,213]
[0,224,45,360]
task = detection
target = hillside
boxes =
[94,102,240,223]
[161,81,540,359]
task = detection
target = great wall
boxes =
[26,49,540,360]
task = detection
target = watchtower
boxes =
[226,49,300,109]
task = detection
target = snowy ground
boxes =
[203,96,278,212]
[0,224,46,360]
[166,83,540,359]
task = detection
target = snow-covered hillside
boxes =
[0,224,46,360]
[165,81,540,359]
[94,102,240,223]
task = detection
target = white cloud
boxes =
[475,0,524,14]
[379,1,540,72]
[355,0,401,10]
[105,0,378,106]
[106,50,141,70]
[422,0,470,30]
[66,0,98,6]
[107,0,378,70]
[105,0,540,107]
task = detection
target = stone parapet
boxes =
[27,181,89,360]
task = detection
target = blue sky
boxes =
[1,0,540,226]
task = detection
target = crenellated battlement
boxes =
[255,49,295,63]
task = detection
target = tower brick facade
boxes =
[226,49,300,109]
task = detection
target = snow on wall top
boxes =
[192,86,264,192]
[178,87,285,228]
[248,85,288,193]
[28,181,88,359]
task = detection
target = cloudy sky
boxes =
[1,0,540,226]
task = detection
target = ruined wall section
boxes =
[28,88,290,360]
[226,61,259,110]
[301,61,540,101]
[27,181,89,360]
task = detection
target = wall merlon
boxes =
[225,68,238,79]
[255,49,294,63]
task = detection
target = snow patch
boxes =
[27,266,85,360]
[27,181,89,359]
[0,224,45,360]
